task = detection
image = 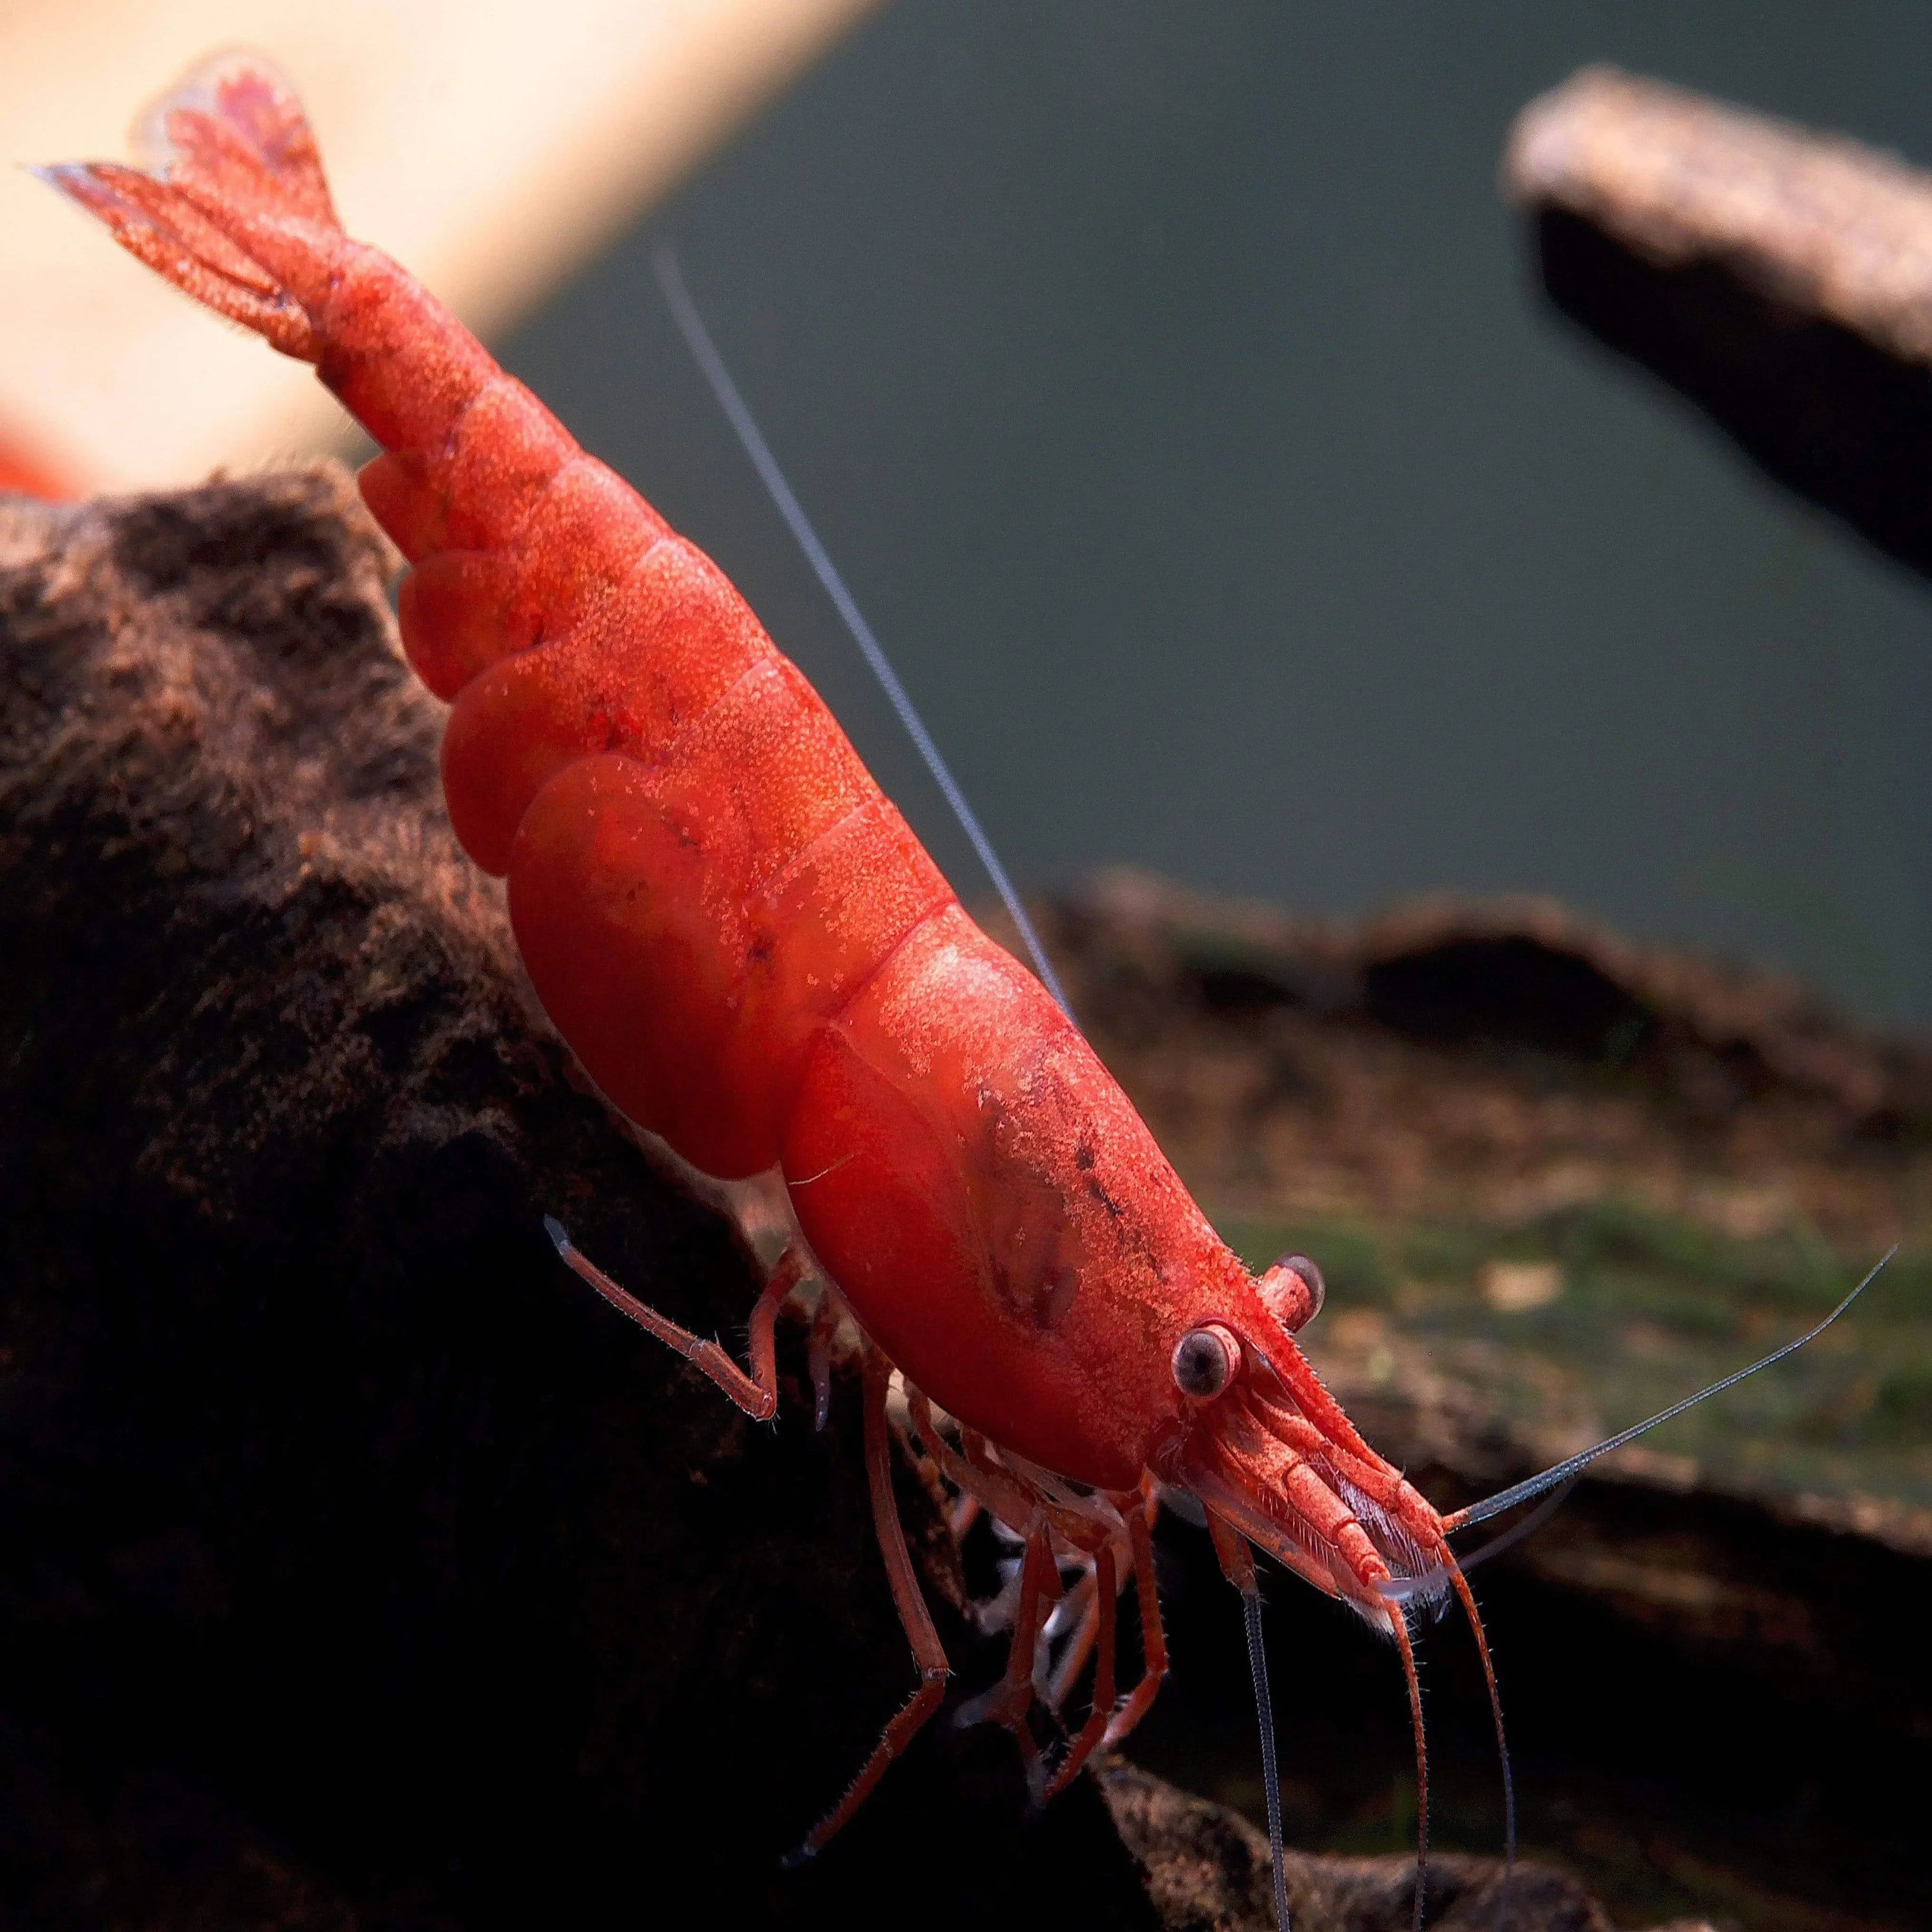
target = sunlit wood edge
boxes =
[0,0,881,492]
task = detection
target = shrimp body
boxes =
[46,56,1471,1853]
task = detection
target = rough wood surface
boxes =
[1032,867,1932,1258]
[1506,65,1932,578]
[1510,67,1932,361]
[0,468,1668,1929]
[1099,1765,1690,1932]
[0,466,1134,1928]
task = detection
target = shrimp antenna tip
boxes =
[542,1213,572,1254]
[1445,1243,1898,1534]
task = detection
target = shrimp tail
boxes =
[37,53,339,361]
[40,50,512,473]
[39,51,657,728]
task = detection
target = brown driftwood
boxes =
[1102,1765,1651,1932]
[1506,65,1932,580]
[1,468,1668,1929]
[1035,866,1932,1254]
[0,466,1140,1928]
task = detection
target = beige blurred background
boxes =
[0,0,877,494]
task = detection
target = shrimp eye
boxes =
[1172,1324,1239,1400]
[1260,1252,1325,1332]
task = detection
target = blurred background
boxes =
[503,2,1932,1036]
[9,0,1932,1031]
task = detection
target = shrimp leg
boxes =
[794,1339,951,1861]
[1044,1539,1119,1798]
[546,1219,803,1422]
[1102,1492,1169,1746]
[955,1526,1061,1733]
[1044,1560,1102,1710]
[904,1389,1037,1530]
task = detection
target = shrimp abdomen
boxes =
[47,56,987,1179]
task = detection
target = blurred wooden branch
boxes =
[0,0,880,493]
[1507,65,1932,580]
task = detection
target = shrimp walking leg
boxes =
[1043,1523,1133,1706]
[955,1526,1061,1733]
[904,1390,1037,1532]
[1102,1492,1169,1747]
[796,1340,951,1861]
[1044,1560,1102,1710]
[545,1220,803,1423]
[1043,1539,1119,1798]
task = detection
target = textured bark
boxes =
[0,468,1142,1929]
[1033,866,1932,1259]
[1100,1765,1673,1932]
[0,469,1700,1931]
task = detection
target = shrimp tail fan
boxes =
[36,51,341,362]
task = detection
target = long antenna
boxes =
[1443,1247,1895,1534]
[1243,1588,1293,1932]
[652,244,1074,1019]
[1378,1475,1580,1607]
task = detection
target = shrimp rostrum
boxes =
[43,56,1888,1922]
